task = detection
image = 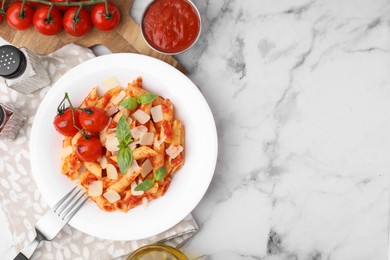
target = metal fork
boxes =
[13,187,89,260]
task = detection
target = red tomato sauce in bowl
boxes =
[141,0,201,54]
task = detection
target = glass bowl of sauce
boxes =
[141,0,201,55]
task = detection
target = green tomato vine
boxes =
[0,0,112,20]
[0,0,115,33]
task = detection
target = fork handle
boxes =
[14,237,40,260]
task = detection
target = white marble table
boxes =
[175,0,390,259]
[2,0,390,259]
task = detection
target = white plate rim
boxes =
[29,53,218,241]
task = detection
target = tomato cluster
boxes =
[54,106,109,162]
[1,1,120,36]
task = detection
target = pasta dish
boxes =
[53,76,185,212]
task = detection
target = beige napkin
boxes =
[0,43,198,260]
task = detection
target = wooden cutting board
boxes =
[0,0,185,72]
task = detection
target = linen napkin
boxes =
[0,43,198,260]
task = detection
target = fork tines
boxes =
[53,187,89,221]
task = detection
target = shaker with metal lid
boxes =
[0,103,26,141]
[0,45,50,94]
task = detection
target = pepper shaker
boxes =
[0,103,25,141]
[0,45,50,94]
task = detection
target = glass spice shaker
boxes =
[0,45,50,94]
[0,103,26,141]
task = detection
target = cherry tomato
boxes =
[75,136,102,162]
[50,0,78,11]
[33,6,62,35]
[91,2,120,31]
[6,2,33,30]
[79,107,109,134]
[53,108,81,136]
[63,7,91,37]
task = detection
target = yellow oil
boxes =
[126,245,189,260]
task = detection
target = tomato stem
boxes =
[0,0,6,17]
[19,0,27,18]
[60,92,90,140]
[77,108,93,115]
[74,4,82,21]
[57,94,68,115]
[44,4,54,24]
[104,0,112,19]
[71,4,83,33]
[27,0,107,6]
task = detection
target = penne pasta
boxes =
[107,170,141,193]
[126,77,147,97]
[171,120,182,146]
[161,99,173,121]
[80,87,99,108]
[84,162,102,178]
[140,103,152,115]
[95,87,122,108]
[160,120,173,143]
[92,196,115,212]
[133,146,158,160]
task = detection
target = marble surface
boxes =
[1,0,390,259]
[173,0,390,259]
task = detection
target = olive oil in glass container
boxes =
[126,244,189,260]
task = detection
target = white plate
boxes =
[30,53,218,241]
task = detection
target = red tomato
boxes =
[33,6,62,35]
[75,136,102,162]
[6,2,34,30]
[53,108,81,136]
[50,0,78,11]
[79,107,109,134]
[63,7,91,37]
[91,2,120,31]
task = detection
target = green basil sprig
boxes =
[135,167,166,191]
[116,116,133,175]
[120,93,158,110]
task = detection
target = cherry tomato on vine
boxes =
[91,2,120,31]
[33,5,63,35]
[6,2,34,30]
[53,108,81,136]
[79,107,109,134]
[75,136,102,162]
[50,0,78,11]
[63,7,91,37]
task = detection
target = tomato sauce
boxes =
[142,0,201,53]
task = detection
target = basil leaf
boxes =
[137,93,158,104]
[117,147,133,175]
[154,167,166,181]
[134,179,155,191]
[120,97,138,110]
[116,116,132,145]
[118,142,127,150]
